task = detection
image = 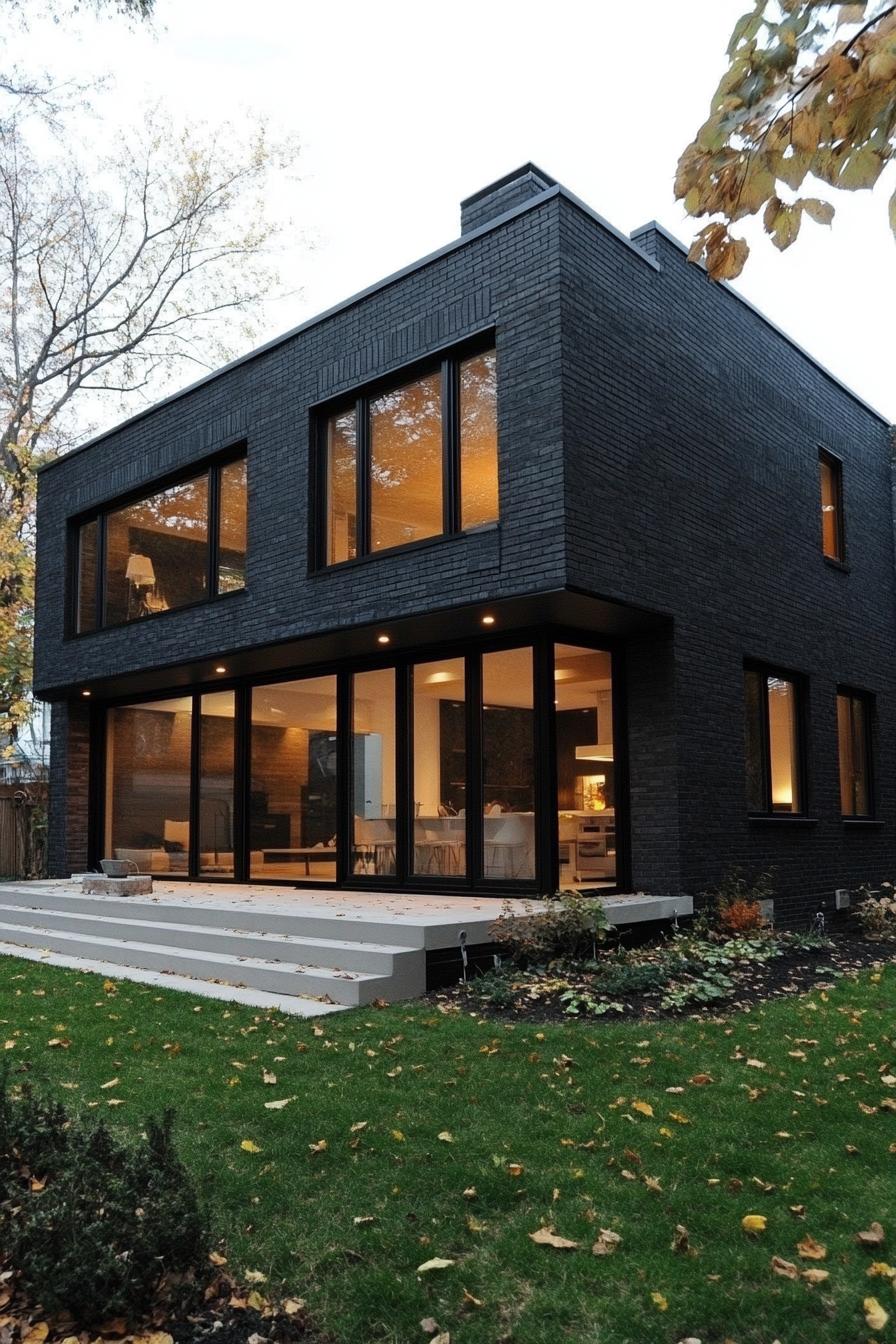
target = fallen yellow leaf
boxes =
[650,1291,668,1311]
[864,1296,889,1330]
[631,1100,654,1117]
[417,1257,456,1273]
[308,1139,328,1154]
[742,1214,767,1235]
[240,1139,261,1153]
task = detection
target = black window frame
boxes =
[819,447,845,564]
[312,333,497,570]
[744,661,808,817]
[68,445,248,637]
[836,685,875,819]
[88,625,629,896]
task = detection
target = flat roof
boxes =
[39,174,889,476]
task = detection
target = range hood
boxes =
[575,744,614,762]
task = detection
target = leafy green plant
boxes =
[490,892,611,967]
[660,969,735,1011]
[470,967,517,1009]
[854,883,896,941]
[588,955,685,997]
[0,1076,208,1326]
[783,931,835,954]
[559,989,624,1017]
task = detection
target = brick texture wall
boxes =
[36,179,896,918]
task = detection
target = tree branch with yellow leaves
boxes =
[677,1,896,278]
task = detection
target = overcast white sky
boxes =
[15,0,896,425]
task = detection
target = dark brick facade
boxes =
[34,166,895,919]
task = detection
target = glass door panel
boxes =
[554,644,616,889]
[198,691,235,877]
[351,668,397,877]
[105,697,192,875]
[481,648,536,880]
[249,675,338,881]
[412,657,467,877]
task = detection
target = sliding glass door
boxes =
[99,635,621,892]
[351,668,397,877]
[249,675,338,881]
[412,657,467,878]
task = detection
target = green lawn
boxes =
[2,956,896,1344]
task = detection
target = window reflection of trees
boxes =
[370,373,442,492]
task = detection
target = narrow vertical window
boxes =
[767,676,800,813]
[460,349,498,530]
[837,689,872,817]
[218,458,247,592]
[744,666,804,815]
[819,450,843,561]
[76,519,98,633]
[326,408,357,564]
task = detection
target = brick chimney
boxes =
[460,163,556,235]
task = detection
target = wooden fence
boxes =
[0,787,48,880]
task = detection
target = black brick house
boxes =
[33,164,895,921]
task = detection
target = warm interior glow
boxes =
[460,350,498,530]
[767,676,799,812]
[371,373,443,551]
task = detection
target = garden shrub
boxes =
[854,883,896,940]
[701,867,774,934]
[0,1075,208,1325]
[491,891,611,967]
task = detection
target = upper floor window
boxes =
[74,452,247,633]
[837,688,873,817]
[744,664,805,815]
[819,449,843,562]
[320,342,497,566]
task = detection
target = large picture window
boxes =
[74,452,247,632]
[837,688,873,817]
[321,342,497,566]
[744,665,805,815]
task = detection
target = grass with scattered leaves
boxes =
[1,956,896,1343]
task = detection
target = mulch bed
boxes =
[425,925,896,1024]
[0,1269,327,1344]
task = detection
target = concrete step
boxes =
[0,941,348,1017]
[0,922,415,1006]
[0,903,415,976]
[0,885,430,948]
